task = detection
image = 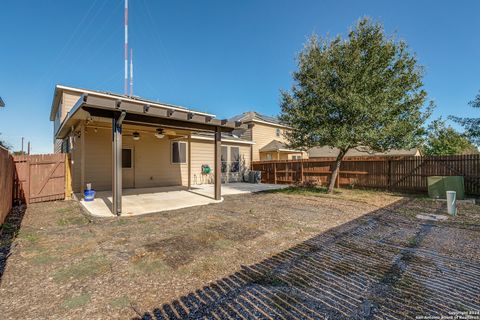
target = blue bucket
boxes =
[84,189,96,201]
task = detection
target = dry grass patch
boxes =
[1,188,478,319]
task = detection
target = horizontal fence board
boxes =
[252,154,480,196]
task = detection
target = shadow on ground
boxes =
[136,198,480,319]
[0,205,26,283]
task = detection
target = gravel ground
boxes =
[0,189,478,319]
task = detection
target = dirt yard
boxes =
[0,188,479,319]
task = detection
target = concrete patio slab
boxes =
[78,183,287,217]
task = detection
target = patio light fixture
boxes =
[132,131,140,140]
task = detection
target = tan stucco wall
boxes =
[70,123,251,192]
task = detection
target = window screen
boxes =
[122,148,132,168]
[221,146,228,173]
[276,128,281,137]
[172,142,186,164]
[230,147,240,172]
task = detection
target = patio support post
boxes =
[80,124,85,193]
[214,126,221,200]
[112,111,126,215]
[187,134,192,190]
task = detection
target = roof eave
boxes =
[55,94,249,139]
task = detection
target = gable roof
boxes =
[308,146,421,158]
[229,111,287,127]
[259,140,300,153]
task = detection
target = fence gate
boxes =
[14,154,66,204]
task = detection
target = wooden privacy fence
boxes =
[14,153,66,204]
[0,146,14,223]
[252,154,480,196]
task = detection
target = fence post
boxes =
[300,161,304,183]
[285,162,288,182]
[273,162,277,184]
[387,159,392,189]
[65,153,72,200]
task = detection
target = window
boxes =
[276,128,282,137]
[292,155,302,160]
[266,153,272,160]
[230,147,240,173]
[61,139,69,153]
[122,148,133,168]
[221,146,228,173]
[171,141,186,164]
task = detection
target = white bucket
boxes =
[446,191,456,216]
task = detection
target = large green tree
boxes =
[422,119,478,156]
[450,92,480,146]
[280,18,431,193]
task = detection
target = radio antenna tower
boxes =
[124,0,128,95]
[130,48,133,96]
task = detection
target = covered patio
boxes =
[55,89,252,215]
[77,183,288,217]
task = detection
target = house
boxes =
[229,112,306,161]
[50,85,253,215]
[308,146,422,158]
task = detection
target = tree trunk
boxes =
[327,150,346,194]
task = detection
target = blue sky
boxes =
[1,0,479,153]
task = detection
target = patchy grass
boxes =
[266,185,330,195]
[1,190,479,319]
[213,239,235,250]
[109,295,131,309]
[56,215,90,226]
[130,258,171,275]
[53,254,110,283]
[17,230,39,244]
[30,253,58,265]
[62,293,91,310]
[268,186,409,208]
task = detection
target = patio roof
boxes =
[55,92,248,139]
[50,84,214,121]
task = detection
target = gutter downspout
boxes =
[112,111,126,215]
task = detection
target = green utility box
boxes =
[427,176,465,200]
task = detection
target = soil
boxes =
[0,188,478,319]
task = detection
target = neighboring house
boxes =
[229,112,306,161]
[308,146,422,158]
[50,85,253,201]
